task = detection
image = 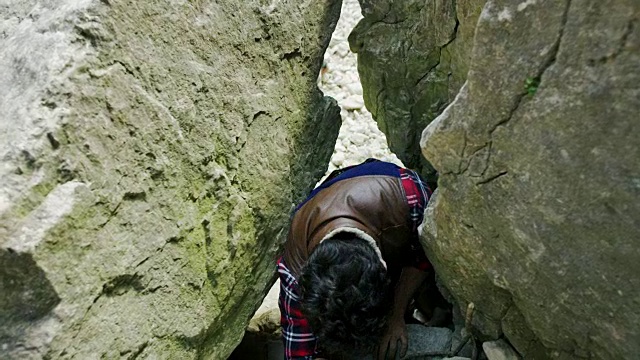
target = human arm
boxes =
[378,266,428,360]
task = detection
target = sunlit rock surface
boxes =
[421,0,640,358]
[0,0,341,358]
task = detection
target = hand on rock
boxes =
[377,317,408,360]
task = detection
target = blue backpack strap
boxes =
[320,158,379,185]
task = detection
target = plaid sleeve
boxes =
[399,168,433,271]
[277,257,317,360]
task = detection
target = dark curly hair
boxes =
[299,233,392,356]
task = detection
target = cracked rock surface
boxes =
[349,0,486,185]
[248,0,402,344]
[318,0,402,174]
[0,0,341,358]
[421,0,640,359]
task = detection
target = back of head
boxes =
[299,233,392,356]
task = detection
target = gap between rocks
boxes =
[229,1,460,359]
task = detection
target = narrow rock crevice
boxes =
[536,0,572,92]
[414,4,458,89]
[414,49,443,87]
[475,171,508,185]
[122,341,148,360]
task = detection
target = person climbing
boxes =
[278,158,446,359]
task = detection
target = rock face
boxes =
[349,0,486,184]
[421,0,640,359]
[0,1,341,359]
[483,339,521,360]
[361,325,452,360]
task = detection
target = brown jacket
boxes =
[283,175,417,279]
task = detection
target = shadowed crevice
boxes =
[0,249,61,346]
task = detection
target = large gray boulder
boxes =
[0,0,341,358]
[349,0,486,183]
[421,0,640,359]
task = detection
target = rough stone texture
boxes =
[483,339,521,360]
[361,325,452,359]
[244,1,404,356]
[402,325,452,359]
[421,0,640,359]
[349,0,486,184]
[0,0,342,359]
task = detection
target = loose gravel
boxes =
[318,0,402,175]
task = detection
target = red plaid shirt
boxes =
[399,167,432,271]
[278,257,317,359]
[278,167,432,359]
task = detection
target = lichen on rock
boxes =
[349,0,486,185]
[421,0,640,358]
[0,0,342,358]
